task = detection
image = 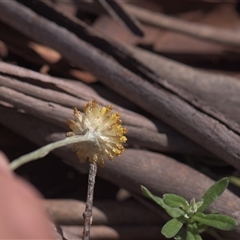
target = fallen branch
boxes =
[75,0,240,48]
[21,0,240,125]
[124,45,240,125]
[0,85,207,155]
[125,4,240,48]
[0,86,71,128]
[0,61,157,132]
[96,0,144,37]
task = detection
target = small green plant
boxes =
[141,178,238,240]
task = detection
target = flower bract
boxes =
[66,100,127,167]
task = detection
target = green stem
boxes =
[10,135,90,170]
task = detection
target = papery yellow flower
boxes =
[66,100,127,167]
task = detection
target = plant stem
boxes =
[10,135,90,170]
[82,162,97,240]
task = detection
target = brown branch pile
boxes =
[0,0,240,239]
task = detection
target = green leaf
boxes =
[141,186,184,218]
[197,178,229,213]
[161,218,183,238]
[186,223,203,240]
[195,200,204,210]
[163,194,188,209]
[141,185,164,205]
[192,212,238,231]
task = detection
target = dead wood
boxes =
[0,83,207,155]
[0,74,87,110]
[126,126,209,155]
[0,1,240,170]
[0,86,71,128]
[0,106,239,239]
[124,4,240,48]
[18,0,240,126]
[4,23,240,129]
[0,61,157,132]
[75,0,240,48]
[124,45,240,125]
[0,21,97,82]
[44,199,162,226]
[96,0,144,37]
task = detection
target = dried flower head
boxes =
[66,100,127,167]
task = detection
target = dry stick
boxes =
[0,81,209,156]
[0,74,87,109]
[0,86,72,128]
[0,21,74,80]
[124,45,240,125]
[124,4,240,48]
[0,62,157,132]
[36,0,240,136]
[26,0,240,125]
[0,71,154,130]
[0,16,157,133]
[82,163,97,240]
[0,1,240,170]
[0,106,239,239]
[75,0,240,48]
[97,0,144,37]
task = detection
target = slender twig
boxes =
[82,162,97,240]
[0,86,208,156]
[125,4,240,48]
[75,1,240,47]
[10,135,91,170]
[0,61,158,132]
[97,0,144,37]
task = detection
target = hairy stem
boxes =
[82,162,97,240]
[10,135,90,170]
